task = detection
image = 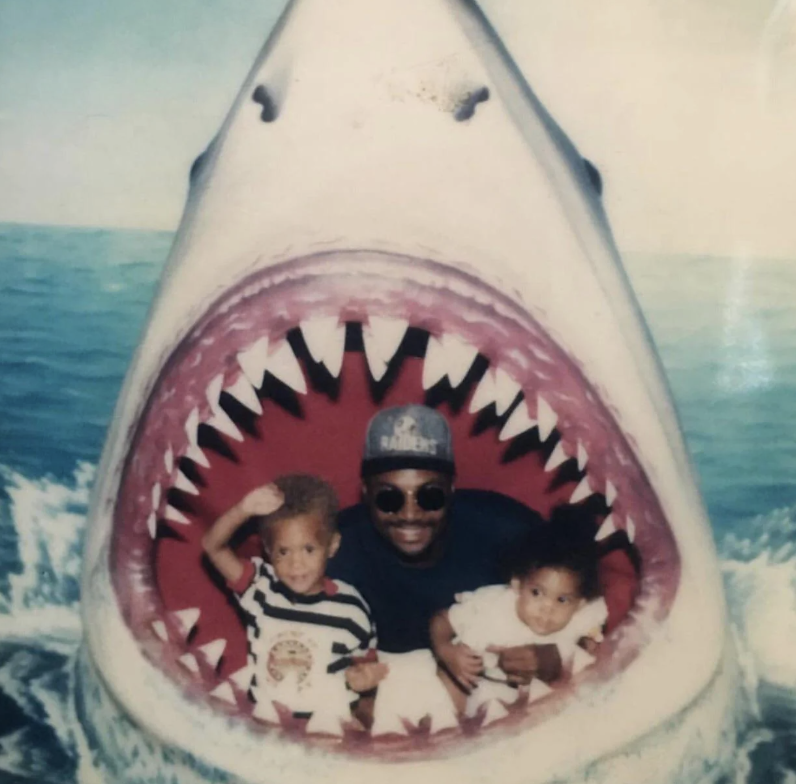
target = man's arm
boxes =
[430,609,483,691]
[489,644,563,685]
[202,484,284,583]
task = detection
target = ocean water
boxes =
[0,223,794,782]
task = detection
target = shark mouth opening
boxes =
[111,249,680,758]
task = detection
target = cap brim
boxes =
[361,456,456,478]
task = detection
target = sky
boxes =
[1,0,795,257]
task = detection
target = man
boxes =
[327,403,562,687]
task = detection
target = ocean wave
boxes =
[720,505,796,691]
[718,506,796,782]
[0,463,92,636]
[0,641,79,784]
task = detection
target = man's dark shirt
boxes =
[327,489,544,653]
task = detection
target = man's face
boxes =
[363,468,453,559]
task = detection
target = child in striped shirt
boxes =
[203,474,387,735]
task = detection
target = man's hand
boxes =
[345,661,389,693]
[578,636,600,656]
[437,642,483,691]
[488,643,562,685]
[240,484,284,518]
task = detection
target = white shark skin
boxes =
[80,1,739,782]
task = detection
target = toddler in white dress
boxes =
[430,511,607,724]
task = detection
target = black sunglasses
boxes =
[373,484,449,514]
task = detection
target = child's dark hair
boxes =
[506,504,602,600]
[258,474,339,542]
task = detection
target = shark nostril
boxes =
[454,86,490,122]
[252,85,278,123]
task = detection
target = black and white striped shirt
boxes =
[231,558,376,713]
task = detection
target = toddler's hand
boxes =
[345,661,389,693]
[437,642,483,692]
[241,484,284,517]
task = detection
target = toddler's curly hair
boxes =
[258,474,339,543]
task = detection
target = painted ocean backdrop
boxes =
[0,222,794,783]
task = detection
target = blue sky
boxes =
[1,0,795,257]
[0,0,287,230]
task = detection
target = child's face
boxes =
[264,513,340,595]
[511,567,587,636]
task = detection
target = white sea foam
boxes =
[0,727,36,779]
[721,506,796,691]
[0,462,91,638]
[724,553,796,690]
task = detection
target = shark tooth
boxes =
[362,317,408,381]
[443,335,479,387]
[422,335,450,389]
[209,681,237,705]
[422,333,478,389]
[205,375,244,441]
[146,513,157,539]
[429,705,459,733]
[492,369,522,416]
[172,608,200,639]
[225,375,263,415]
[184,409,210,468]
[252,699,281,724]
[164,445,174,474]
[173,470,199,496]
[151,620,168,642]
[605,480,617,507]
[164,505,190,525]
[469,368,521,416]
[300,317,347,377]
[544,441,569,472]
[178,653,200,675]
[499,399,537,441]
[305,711,344,737]
[206,413,244,442]
[572,647,596,675]
[536,396,558,441]
[528,679,554,703]
[482,699,509,726]
[371,712,410,737]
[185,445,210,469]
[237,337,270,389]
[228,665,254,691]
[570,476,594,504]
[577,442,589,471]
[151,483,161,510]
[626,517,636,543]
[205,373,225,402]
[266,340,307,394]
[198,638,227,670]
[469,370,497,413]
[596,514,617,541]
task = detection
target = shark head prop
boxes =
[79,1,740,782]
